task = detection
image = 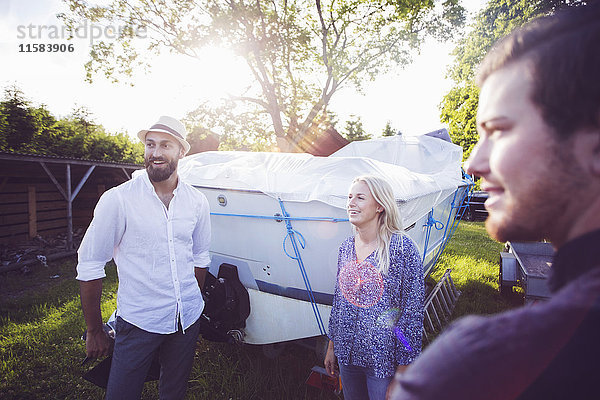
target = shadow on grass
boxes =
[73,341,341,400]
[184,341,340,400]
[453,278,523,318]
[424,279,524,348]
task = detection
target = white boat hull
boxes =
[175,135,471,344]
[195,184,469,344]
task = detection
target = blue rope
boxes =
[210,212,348,223]
[422,209,445,261]
[427,214,445,230]
[428,189,459,268]
[426,171,475,274]
[278,198,327,336]
[282,229,306,259]
[457,171,475,221]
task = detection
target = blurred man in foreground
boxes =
[390,4,600,399]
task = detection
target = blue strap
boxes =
[210,212,348,223]
[422,209,445,261]
[278,198,327,336]
[282,229,306,259]
[425,171,474,273]
[426,214,444,230]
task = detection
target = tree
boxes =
[0,86,144,163]
[0,86,38,153]
[439,82,479,159]
[343,115,371,142]
[70,105,97,135]
[60,0,465,151]
[382,120,396,137]
[84,130,144,164]
[439,0,583,161]
[185,99,279,152]
[29,105,62,155]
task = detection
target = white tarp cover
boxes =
[331,134,462,175]
[179,136,462,224]
[178,135,464,226]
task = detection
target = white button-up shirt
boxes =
[76,171,211,334]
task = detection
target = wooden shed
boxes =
[0,152,142,249]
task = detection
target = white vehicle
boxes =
[177,134,471,346]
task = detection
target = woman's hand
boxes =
[324,341,338,376]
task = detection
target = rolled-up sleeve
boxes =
[192,193,211,269]
[76,189,125,281]
[396,237,424,364]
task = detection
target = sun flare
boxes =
[192,45,254,100]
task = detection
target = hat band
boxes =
[150,123,185,140]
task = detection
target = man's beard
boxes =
[485,138,586,244]
[145,157,178,182]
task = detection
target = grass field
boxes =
[431,221,523,319]
[0,221,523,399]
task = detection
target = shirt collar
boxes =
[140,169,154,191]
[549,228,600,292]
[139,169,181,195]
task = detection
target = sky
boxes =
[1,0,487,140]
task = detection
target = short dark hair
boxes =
[476,3,600,139]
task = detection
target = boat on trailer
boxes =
[177,134,471,346]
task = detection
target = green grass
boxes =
[0,258,118,399]
[0,259,335,399]
[431,221,523,320]
[0,221,522,399]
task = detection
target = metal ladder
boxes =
[423,269,461,342]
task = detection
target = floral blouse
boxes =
[328,233,424,378]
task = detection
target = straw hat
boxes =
[137,116,191,155]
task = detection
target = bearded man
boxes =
[390,4,600,399]
[77,116,211,400]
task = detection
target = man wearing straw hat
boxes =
[77,116,211,399]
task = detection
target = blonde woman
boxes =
[325,175,424,400]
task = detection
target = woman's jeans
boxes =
[339,364,393,400]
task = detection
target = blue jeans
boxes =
[105,316,201,400]
[339,364,392,400]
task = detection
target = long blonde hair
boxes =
[351,175,404,274]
